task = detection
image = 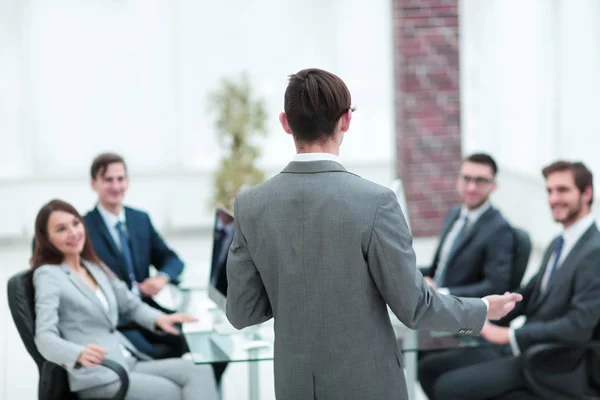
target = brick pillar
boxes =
[392,0,462,237]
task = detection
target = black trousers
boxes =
[418,345,530,400]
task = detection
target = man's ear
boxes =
[340,109,352,133]
[279,112,293,135]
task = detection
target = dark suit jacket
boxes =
[498,223,600,398]
[426,205,514,297]
[83,206,184,293]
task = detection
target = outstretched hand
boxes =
[155,313,197,335]
[483,292,523,320]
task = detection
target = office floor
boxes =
[0,235,430,399]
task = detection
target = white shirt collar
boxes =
[561,213,595,247]
[97,203,126,229]
[293,153,341,163]
[460,201,492,224]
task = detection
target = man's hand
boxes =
[154,313,197,335]
[424,276,438,291]
[137,275,169,297]
[481,322,510,345]
[483,292,523,320]
[76,344,107,368]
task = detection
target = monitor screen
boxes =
[208,207,234,311]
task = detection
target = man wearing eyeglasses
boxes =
[421,153,514,298]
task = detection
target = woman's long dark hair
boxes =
[30,199,104,270]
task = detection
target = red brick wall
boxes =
[392,0,462,237]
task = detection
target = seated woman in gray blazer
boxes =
[31,199,218,400]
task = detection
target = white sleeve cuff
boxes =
[438,287,450,295]
[508,328,521,356]
[481,298,489,311]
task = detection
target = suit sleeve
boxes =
[146,213,184,281]
[514,251,600,351]
[108,272,163,332]
[225,196,273,330]
[447,223,514,297]
[33,267,85,369]
[366,189,487,333]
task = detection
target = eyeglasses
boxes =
[460,175,494,186]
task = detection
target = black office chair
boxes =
[510,227,532,291]
[7,269,129,400]
[521,323,600,400]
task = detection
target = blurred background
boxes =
[1,0,599,398]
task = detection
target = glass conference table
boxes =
[184,316,491,400]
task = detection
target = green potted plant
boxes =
[208,72,268,211]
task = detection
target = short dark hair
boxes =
[462,153,498,176]
[542,160,594,206]
[283,68,354,142]
[90,152,127,180]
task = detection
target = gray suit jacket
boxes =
[226,160,488,400]
[33,260,163,392]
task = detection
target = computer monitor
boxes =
[208,207,235,312]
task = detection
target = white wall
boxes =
[0,0,396,239]
[461,0,600,176]
[460,0,600,254]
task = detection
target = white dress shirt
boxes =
[96,203,170,284]
[96,204,126,251]
[436,202,492,295]
[293,153,341,163]
[95,288,134,360]
[508,213,596,355]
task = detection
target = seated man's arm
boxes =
[367,189,487,333]
[226,197,272,330]
[445,224,514,297]
[147,213,184,282]
[514,251,600,351]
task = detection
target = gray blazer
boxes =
[226,160,488,400]
[33,260,162,392]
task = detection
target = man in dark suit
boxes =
[422,153,514,298]
[83,152,186,359]
[419,160,600,399]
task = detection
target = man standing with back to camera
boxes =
[225,68,522,400]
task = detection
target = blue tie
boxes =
[115,221,139,296]
[435,216,469,286]
[547,236,565,281]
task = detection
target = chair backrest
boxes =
[586,322,600,393]
[7,269,77,400]
[511,227,532,291]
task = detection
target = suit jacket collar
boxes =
[526,223,600,315]
[450,206,497,257]
[89,207,120,257]
[281,160,350,175]
[533,223,599,307]
[60,261,113,325]
[434,206,497,268]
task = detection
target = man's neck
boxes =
[562,210,591,229]
[98,202,122,216]
[295,143,339,156]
